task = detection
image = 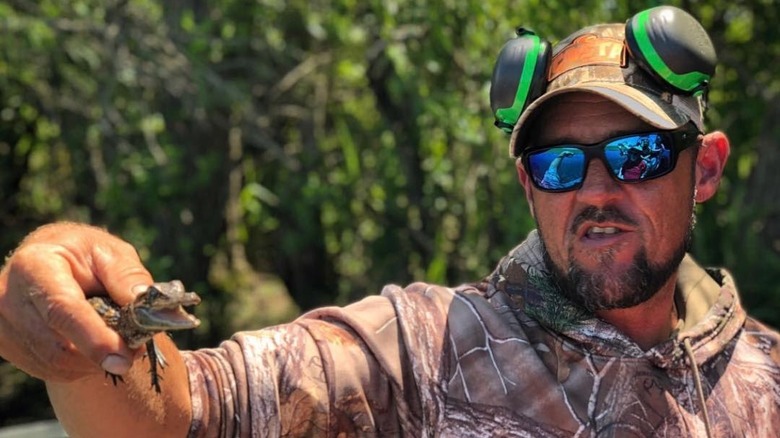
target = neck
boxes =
[595,275,679,350]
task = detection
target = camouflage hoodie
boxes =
[183,230,780,437]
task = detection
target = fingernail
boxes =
[101,354,131,375]
[131,284,148,295]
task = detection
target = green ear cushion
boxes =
[490,30,551,133]
[626,6,717,94]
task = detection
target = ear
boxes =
[694,131,730,203]
[516,157,536,216]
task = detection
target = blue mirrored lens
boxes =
[528,147,586,190]
[604,134,673,182]
[526,132,681,191]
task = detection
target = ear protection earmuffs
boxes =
[489,6,717,134]
[489,28,551,133]
[624,6,717,95]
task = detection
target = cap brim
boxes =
[509,83,692,157]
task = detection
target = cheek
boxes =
[531,192,574,257]
[636,175,696,247]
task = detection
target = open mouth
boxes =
[586,226,622,237]
[578,222,634,240]
[133,306,201,331]
[575,223,640,257]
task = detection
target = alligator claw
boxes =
[105,371,125,386]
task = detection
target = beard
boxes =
[541,205,695,313]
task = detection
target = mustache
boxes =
[570,206,637,234]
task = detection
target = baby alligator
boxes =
[89,280,201,393]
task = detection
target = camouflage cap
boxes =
[509,23,706,157]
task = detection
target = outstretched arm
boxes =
[0,223,191,437]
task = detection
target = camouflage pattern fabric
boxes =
[183,230,780,437]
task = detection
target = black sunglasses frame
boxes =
[520,125,701,193]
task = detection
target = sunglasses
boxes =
[521,125,701,192]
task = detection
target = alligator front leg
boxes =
[145,339,166,394]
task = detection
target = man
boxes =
[1,8,778,438]
[619,146,648,180]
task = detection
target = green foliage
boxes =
[1,0,779,426]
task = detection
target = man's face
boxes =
[516,94,697,312]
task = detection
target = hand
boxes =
[0,222,153,382]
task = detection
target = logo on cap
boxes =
[548,35,626,82]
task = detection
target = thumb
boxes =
[89,239,155,305]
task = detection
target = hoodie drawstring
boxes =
[683,338,713,438]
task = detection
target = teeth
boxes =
[589,226,619,235]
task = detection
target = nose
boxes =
[575,159,622,206]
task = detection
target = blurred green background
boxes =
[1,0,778,427]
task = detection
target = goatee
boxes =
[542,206,694,313]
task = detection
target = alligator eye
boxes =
[144,285,161,305]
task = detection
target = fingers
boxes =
[90,238,154,305]
[0,223,154,382]
[2,243,132,379]
[23,223,153,303]
[0,307,97,381]
[0,265,99,381]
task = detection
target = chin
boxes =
[544,243,686,313]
